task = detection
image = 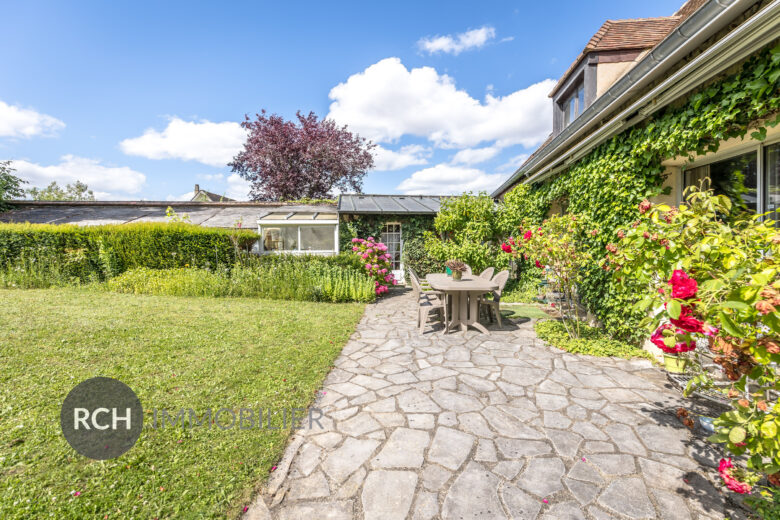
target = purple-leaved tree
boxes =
[229,110,375,201]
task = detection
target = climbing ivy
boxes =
[339,214,436,251]
[503,43,780,342]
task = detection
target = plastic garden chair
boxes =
[479,270,510,328]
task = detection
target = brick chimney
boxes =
[194,184,200,194]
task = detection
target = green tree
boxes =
[424,192,508,272]
[0,161,26,211]
[27,181,95,201]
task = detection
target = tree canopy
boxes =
[229,110,374,201]
[27,181,95,201]
[0,161,26,211]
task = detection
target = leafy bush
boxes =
[608,187,780,494]
[0,222,258,277]
[424,192,509,273]
[535,319,653,360]
[107,262,376,303]
[503,215,597,338]
[348,237,396,295]
[501,270,542,303]
[402,236,444,278]
[0,247,98,288]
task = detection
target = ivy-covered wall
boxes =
[503,44,780,343]
[338,214,436,251]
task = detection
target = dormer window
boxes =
[562,83,585,127]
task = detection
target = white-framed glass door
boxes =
[381,222,403,283]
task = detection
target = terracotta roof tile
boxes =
[550,16,681,97]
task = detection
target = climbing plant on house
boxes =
[500,44,780,342]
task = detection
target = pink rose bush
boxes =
[351,237,396,295]
[501,215,596,339]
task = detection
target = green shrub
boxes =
[535,319,654,360]
[501,269,542,303]
[402,236,444,278]
[107,262,376,303]
[0,222,258,278]
[0,247,100,289]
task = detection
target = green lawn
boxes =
[0,288,365,519]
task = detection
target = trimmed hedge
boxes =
[0,222,258,277]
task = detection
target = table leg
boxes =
[467,291,490,335]
[447,291,462,331]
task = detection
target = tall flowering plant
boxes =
[607,185,780,501]
[501,214,595,339]
[351,237,396,295]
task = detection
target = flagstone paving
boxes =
[245,290,747,520]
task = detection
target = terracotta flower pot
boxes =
[663,354,688,374]
[452,270,463,281]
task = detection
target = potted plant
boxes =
[445,260,467,281]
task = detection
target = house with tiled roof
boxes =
[493,0,780,217]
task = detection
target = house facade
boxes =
[493,0,780,218]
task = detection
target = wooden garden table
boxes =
[426,273,498,334]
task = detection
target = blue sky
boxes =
[0,0,683,200]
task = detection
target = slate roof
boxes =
[0,201,336,230]
[338,194,442,214]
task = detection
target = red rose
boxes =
[670,305,706,334]
[535,260,543,269]
[501,243,512,253]
[668,269,698,299]
[639,199,652,214]
[650,323,696,353]
[523,230,533,241]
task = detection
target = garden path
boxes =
[245,289,746,520]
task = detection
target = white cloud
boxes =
[225,173,251,200]
[418,26,496,55]
[328,58,554,149]
[197,173,225,181]
[396,164,506,195]
[498,152,530,171]
[372,144,431,171]
[13,155,146,198]
[0,100,65,138]
[167,191,195,201]
[120,118,246,167]
[451,146,499,165]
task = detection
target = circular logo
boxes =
[60,377,143,460]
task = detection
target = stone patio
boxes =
[245,289,746,520]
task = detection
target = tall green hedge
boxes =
[0,222,258,276]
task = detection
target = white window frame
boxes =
[256,218,340,255]
[381,221,404,283]
[678,136,780,217]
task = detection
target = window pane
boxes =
[683,165,709,191]
[381,223,402,270]
[709,151,758,213]
[300,225,335,251]
[562,100,570,127]
[577,86,585,116]
[569,97,576,123]
[262,226,297,251]
[767,143,780,224]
